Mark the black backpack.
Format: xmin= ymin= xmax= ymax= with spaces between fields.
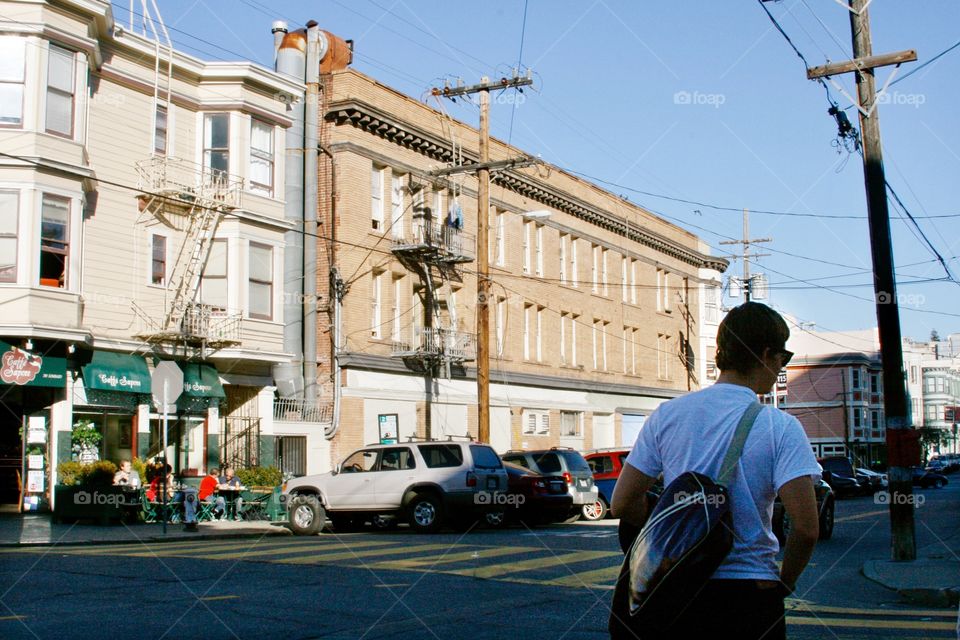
xmin=609 ymin=402 xmax=763 ymax=637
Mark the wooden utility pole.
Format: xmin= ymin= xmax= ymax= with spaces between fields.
xmin=807 ymin=0 xmax=918 ymax=560
xmin=719 ymin=209 xmax=770 ymax=302
xmin=431 ymin=74 xmax=533 ymax=444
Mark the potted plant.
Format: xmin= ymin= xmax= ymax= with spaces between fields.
xmin=53 ymin=460 xmax=126 ymax=525
xmin=71 ymin=420 xmax=102 ymax=463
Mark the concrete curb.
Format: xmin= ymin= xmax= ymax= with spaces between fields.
xmin=862 ymin=559 xmax=960 ymax=608
xmin=0 ymin=524 xmax=292 ymax=548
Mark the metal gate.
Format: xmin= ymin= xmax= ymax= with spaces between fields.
xmin=275 ymin=435 xmax=306 ymax=477
xmin=221 ymin=416 xmax=261 ymax=469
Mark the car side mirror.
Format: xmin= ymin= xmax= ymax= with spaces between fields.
xmin=333 ymin=463 xmax=341 ymax=475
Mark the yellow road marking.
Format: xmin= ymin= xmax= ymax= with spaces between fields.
xmin=368 ymin=546 xmax=533 ymax=570
xmin=198 ymin=539 xmax=396 ymax=560
xmin=199 ymin=595 xmax=239 ymax=602
xmin=0 ymin=615 xmax=26 ymax=621
xmin=787 ymin=616 xmax=955 ymax=631
xmin=835 ymin=509 xmax=887 ymax=522
xmin=446 ymin=550 xmax=619 ymax=579
xmin=274 ymin=543 xmax=455 ymax=565
xmin=789 ymin=602 xmax=959 ymax=618
xmin=543 ymin=564 xmax=622 ymax=587
xmin=125 ymin=540 xmax=301 ymax=558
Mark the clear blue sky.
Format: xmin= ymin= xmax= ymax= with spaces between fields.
xmin=113 ymin=0 xmax=960 ymax=344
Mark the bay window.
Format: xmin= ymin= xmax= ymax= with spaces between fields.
xmin=248 ymin=242 xmax=273 ymax=320
xmin=0 ymin=192 xmax=17 ymax=282
xmin=200 ymin=239 xmax=228 ymax=309
xmin=0 ymin=37 xmax=25 ymax=127
xmin=203 ymin=113 xmax=230 ymax=179
xmin=45 ymin=44 xmax=75 ymax=137
xmin=39 ymin=194 xmax=69 ymax=288
xmin=249 ymin=119 xmax=274 ymax=196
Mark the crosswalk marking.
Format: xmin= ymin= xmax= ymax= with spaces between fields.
xmin=445 ymin=550 xmax=619 ymax=579
xmin=367 ymin=546 xmax=533 ymax=570
xmin=789 ymin=602 xmax=958 ymax=618
xmin=786 ymin=616 xmax=955 ymax=631
xmin=274 ymin=543 xmax=455 ymax=565
xmin=543 ymin=564 xmax=622 ymax=587
xmin=199 ymin=539 xmax=396 ymax=561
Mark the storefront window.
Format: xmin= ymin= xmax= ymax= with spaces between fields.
xmin=73 ymin=412 xmax=134 ymax=464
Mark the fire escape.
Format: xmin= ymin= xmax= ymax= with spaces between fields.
xmin=389 ymin=182 xmax=476 ymax=377
xmin=133 ymin=156 xmax=244 ymax=355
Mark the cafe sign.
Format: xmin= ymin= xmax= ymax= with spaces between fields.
xmin=0 ymin=343 xmax=67 ymax=388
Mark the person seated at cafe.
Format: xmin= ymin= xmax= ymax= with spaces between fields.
xmin=113 ymin=460 xmax=141 ymax=488
xmin=218 ymin=466 xmax=244 ymax=520
xmin=199 ymin=467 xmax=226 ymax=520
xmin=146 ymin=464 xmax=198 ymax=526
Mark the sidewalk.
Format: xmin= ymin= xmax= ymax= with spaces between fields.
xmin=0 ymin=513 xmax=291 ymax=547
xmin=862 ymin=535 xmax=960 ymax=608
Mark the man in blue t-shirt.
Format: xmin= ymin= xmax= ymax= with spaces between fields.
xmin=611 ymin=302 xmax=820 ymax=639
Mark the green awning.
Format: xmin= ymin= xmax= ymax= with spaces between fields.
xmin=180 ymin=362 xmax=225 ymax=398
xmin=0 ymin=340 xmax=67 ymax=388
xmin=82 ymin=351 xmax=151 ymax=393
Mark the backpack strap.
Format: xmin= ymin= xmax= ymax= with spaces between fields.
xmin=716 ymin=402 xmax=763 ymax=488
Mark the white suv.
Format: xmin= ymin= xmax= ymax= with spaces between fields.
xmin=283 ymin=440 xmax=508 ymax=534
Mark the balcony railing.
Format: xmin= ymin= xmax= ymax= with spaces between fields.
xmin=136 ymin=155 xmax=243 ymax=210
xmin=390 ymin=219 xmax=474 ymax=263
xmin=391 ymin=327 xmax=475 ymax=361
xmin=273 ymin=397 xmax=332 ymax=424
xmin=181 ymin=303 xmax=243 ymax=344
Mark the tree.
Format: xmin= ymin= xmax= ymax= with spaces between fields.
xmin=930 ymin=329 xmax=940 ymax=342
xmin=917 ymin=425 xmax=949 ymax=459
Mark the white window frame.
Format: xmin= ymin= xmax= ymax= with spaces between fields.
xmin=391 ymin=174 xmax=404 ymax=240
xmin=149 ymin=232 xmax=167 ymax=286
xmin=249 ymin=118 xmax=275 ymax=196
xmin=495 ymin=296 xmax=505 ymax=357
xmin=601 ymin=320 xmax=608 ymax=371
xmin=570 ymin=237 xmax=578 ymax=288
xmin=371 ymin=271 xmax=383 ymax=338
xmin=391 ymin=275 xmax=403 ymax=342
xmin=535 ymin=306 xmax=543 ymax=362
xmin=154 ymin=101 xmax=169 ymax=154
xmin=559 ymin=233 xmax=567 ymax=284
xmin=371 ymin=165 xmax=385 ymax=230
xmin=200 ymin=238 xmax=228 ymax=310
xmin=560 ymin=313 xmax=567 ymax=364
xmin=591 ymin=245 xmax=600 ymax=293
xmin=0 ymin=36 xmax=26 ymax=128
xmin=570 ymin=314 xmax=578 ymax=367
xmin=0 ymin=191 xmax=19 ymax=283
xmin=39 ymin=193 xmax=70 ymax=289
xmin=45 ymin=44 xmax=75 ymax=138
xmin=495 ymin=209 xmax=505 ymax=266
xmin=592 ymin=319 xmax=599 ymax=370
xmin=522 ymin=220 xmax=532 ymax=274
xmin=523 ymin=409 xmax=550 ymax=435
xmin=535 ymin=224 xmax=544 ymax=277
xmin=248 ymin=242 xmax=274 ymax=320
xmin=601 ymin=248 xmax=609 ymax=296
xmin=621 ymin=256 xmax=628 ymax=302
xmin=202 ymin=112 xmax=230 ymax=180
xmin=630 ymin=259 xmax=638 ymax=305
xmin=560 ymin=410 xmax=581 ymax=437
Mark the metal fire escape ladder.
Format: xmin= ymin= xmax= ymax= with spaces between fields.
xmin=162 ymin=204 xmax=223 ymax=331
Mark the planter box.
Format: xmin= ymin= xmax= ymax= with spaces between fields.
xmin=53 ymin=485 xmax=127 ymax=525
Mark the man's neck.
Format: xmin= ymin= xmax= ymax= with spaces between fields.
xmin=716 ymin=370 xmax=765 ymax=394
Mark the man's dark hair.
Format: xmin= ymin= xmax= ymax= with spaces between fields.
xmin=715 ymin=302 xmax=790 ymax=374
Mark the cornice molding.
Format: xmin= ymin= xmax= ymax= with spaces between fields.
xmin=326 ymin=98 xmax=728 ymax=272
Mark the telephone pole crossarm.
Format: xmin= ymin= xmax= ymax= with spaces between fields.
xmin=806 ymin=49 xmax=917 ymax=80
xmin=429 ymin=156 xmax=537 ymax=178
xmin=432 ymin=74 xmax=533 ymax=99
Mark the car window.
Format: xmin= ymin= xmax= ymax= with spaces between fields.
xmin=618 ymin=453 xmax=628 ymax=468
xmin=533 ymin=452 xmax=561 ymax=474
xmin=560 ymin=451 xmax=591 ymax=472
xmin=418 ymin=444 xmax=464 ymax=468
xmin=378 ymin=447 xmax=415 ymax=471
xmin=821 ymin=458 xmax=854 ymax=476
xmin=588 ymin=456 xmax=612 ymax=474
xmin=502 ymin=454 xmax=528 ymax=469
xmin=469 ymin=445 xmax=503 ymax=469
xmin=340 ymin=450 xmax=379 ymax=473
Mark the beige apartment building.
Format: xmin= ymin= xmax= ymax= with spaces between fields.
xmin=309 ymin=53 xmax=728 ymax=464
xmin=0 ymin=0 xmax=310 ymax=510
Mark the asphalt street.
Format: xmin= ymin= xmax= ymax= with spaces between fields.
xmin=0 ymin=482 xmax=956 ymax=639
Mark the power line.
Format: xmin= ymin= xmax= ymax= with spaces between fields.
xmin=890 ymin=37 xmax=960 ymax=87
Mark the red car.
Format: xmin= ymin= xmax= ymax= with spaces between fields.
xmin=581 ymin=449 xmax=631 ymax=520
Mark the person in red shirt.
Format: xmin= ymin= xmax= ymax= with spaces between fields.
xmin=199 ymin=467 xmax=225 ymax=519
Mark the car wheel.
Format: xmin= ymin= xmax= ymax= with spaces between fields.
xmin=934 ymin=478 xmax=945 ymax=489
xmin=484 ymin=511 xmax=507 ymax=528
xmin=371 ymin=514 xmax=398 ymax=530
xmin=581 ymin=498 xmax=608 ymax=521
xmin=407 ymin=493 xmax=443 ymax=533
xmin=288 ymin=495 xmax=324 ymax=536
xmin=818 ymin=498 xmax=834 ymax=540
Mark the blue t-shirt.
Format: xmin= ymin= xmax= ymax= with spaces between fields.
xmin=625 ymin=383 xmax=821 ymax=580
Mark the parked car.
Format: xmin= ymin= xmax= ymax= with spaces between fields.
xmin=282 ymin=439 xmax=508 ymax=535
xmin=856 ymin=467 xmax=887 ymax=490
xmin=928 ymin=454 xmax=959 ymax=473
xmin=819 ymin=456 xmax=869 ymax=497
xmin=925 ymin=459 xmax=948 ymax=473
xmin=853 ymin=467 xmax=887 ymax=493
xmin=772 ymin=478 xmax=836 ymax=544
xmin=582 ymin=448 xmax=631 ymax=521
xmin=912 ymin=467 xmax=948 ymax=489
xmin=501 ymin=448 xmax=598 ymax=522
xmin=483 ymin=462 xmax=573 ymax=527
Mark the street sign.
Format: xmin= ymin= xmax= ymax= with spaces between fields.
xmin=151 ymin=361 xmax=183 ymax=412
